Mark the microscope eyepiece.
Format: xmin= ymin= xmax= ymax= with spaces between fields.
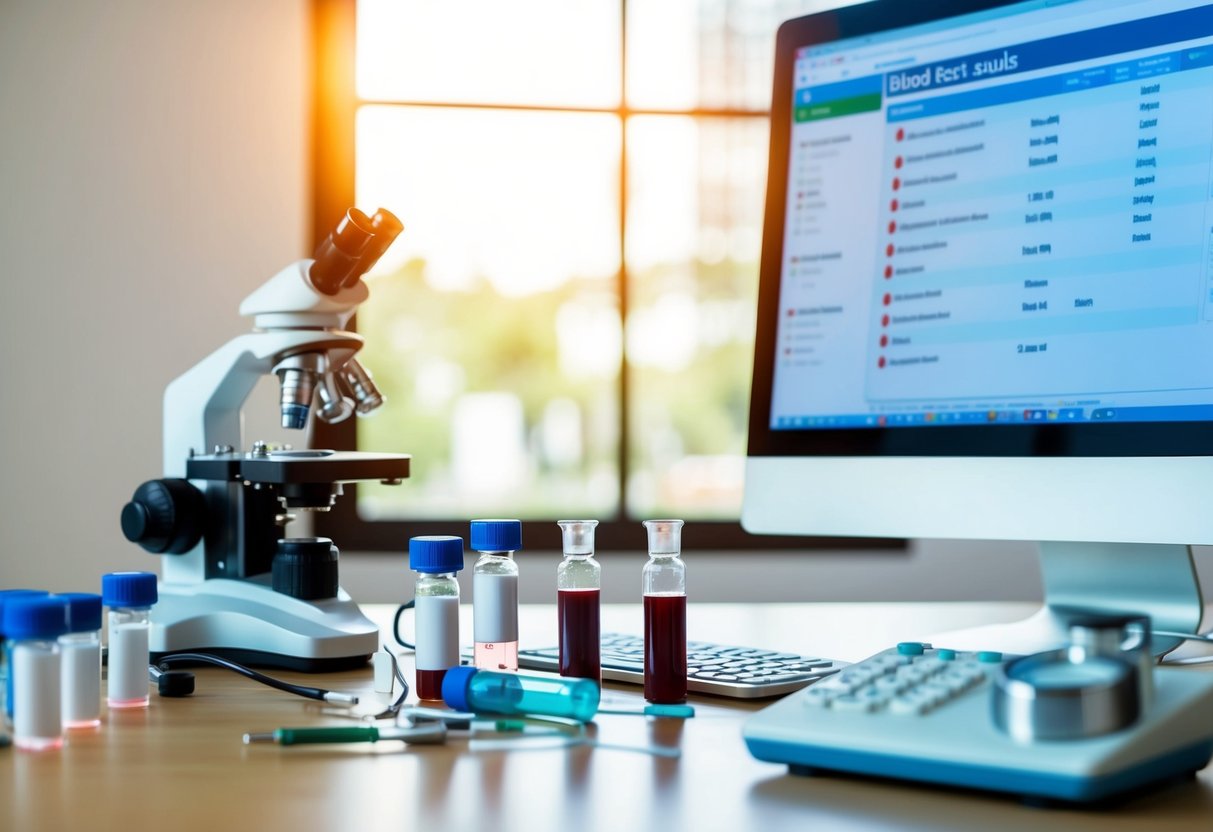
xmin=344 ymin=208 xmax=404 ymax=288
xmin=309 ymin=207 xmax=404 ymax=295
xmin=309 ymin=208 xmax=377 ymax=295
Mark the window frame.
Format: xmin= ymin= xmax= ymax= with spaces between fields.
xmin=310 ymin=0 xmax=901 ymax=551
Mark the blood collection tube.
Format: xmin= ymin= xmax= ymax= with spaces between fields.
xmin=0 ymin=590 xmax=49 ymax=727
xmin=101 ymin=572 xmax=158 ymax=709
xmin=409 ymin=535 xmax=465 ymax=701
xmin=556 ymin=520 xmax=601 ymax=684
xmin=4 ymin=596 xmax=70 ymax=751
xmin=441 ymin=665 xmax=600 ymax=722
xmin=642 ymin=519 xmax=687 ymax=704
xmin=58 ymin=593 xmax=102 ymax=729
xmin=471 ymin=519 xmax=521 ymax=672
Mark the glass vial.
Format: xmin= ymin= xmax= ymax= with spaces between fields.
xmin=471 ymin=519 xmax=522 ymax=671
xmin=0 ymin=590 xmax=50 ymax=728
xmin=4 ymin=596 xmax=70 ymax=751
xmin=408 ymin=535 xmax=465 ymax=701
xmin=442 ymin=665 xmax=600 ymax=723
xmin=642 ymin=519 xmax=687 ymax=704
xmin=101 ymin=572 xmax=158 ymax=709
xmin=556 ymin=520 xmax=601 ymax=684
xmin=58 ymin=593 xmax=103 ymax=729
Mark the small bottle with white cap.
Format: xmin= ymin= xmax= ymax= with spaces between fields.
xmin=642 ymin=519 xmax=687 ymax=704
xmin=101 ymin=572 xmax=158 ymax=709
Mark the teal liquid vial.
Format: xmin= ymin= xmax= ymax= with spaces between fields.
xmin=441 ymin=666 xmax=599 ymax=722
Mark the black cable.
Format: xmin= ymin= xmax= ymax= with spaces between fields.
xmin=393 ymin=601 xmax=415 ymax=650
xmin=156 ymin=652 xmax=356 ymax=704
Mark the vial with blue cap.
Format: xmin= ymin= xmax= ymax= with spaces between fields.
xmin=442 ymin=665 xmax=599 ymax=722
xmin=471 ymin=519 xmax=522 ymax=672
xmin=102 ymin=572 xmax=158 ymax=709
xmin=409 ymin=535 xmax=465 ymax=700
xmin=1 ymin=589 xmax=50 ymax=727
xmin=5 ymin=595 xmax=70 ymax=750
xmin=58 ymin=593 xmax=103 ymax=728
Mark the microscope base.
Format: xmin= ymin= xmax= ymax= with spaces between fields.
xmin=149 ymin=578 xmax=379 ymax=672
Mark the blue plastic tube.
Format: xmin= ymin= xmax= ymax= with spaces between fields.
xmin=442 ymin=666 xmax=599 ymax=722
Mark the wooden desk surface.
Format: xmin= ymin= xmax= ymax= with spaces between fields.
xmin=3 ymin=602 xmax=1211 ymax=831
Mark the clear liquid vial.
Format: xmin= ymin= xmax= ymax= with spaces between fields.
xmin=471 ymin=519 xmax=522 ymax=672
xmin=557 ymin=520 xmax=601 ymax=685
xmin=642 ymin=519 xmax=687 ymax=704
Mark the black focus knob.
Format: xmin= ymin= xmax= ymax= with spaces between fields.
xmin=121 ymin=479 xmax=207 ymax=554
xmin=272 ymin=537 xmax=339 ymax=600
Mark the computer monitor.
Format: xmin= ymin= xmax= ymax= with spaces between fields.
xmin=743 ymin=0 xmax=1213 ymax=653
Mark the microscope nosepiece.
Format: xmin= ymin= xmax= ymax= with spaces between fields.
xmin=340 ymin=358 xmax=385 ymax=415
xmin=281 ymin=404 xmax=310 ymax=430
xmin=277 ymin=367 xmax=317 ymax=430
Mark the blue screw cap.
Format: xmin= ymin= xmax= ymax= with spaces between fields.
xmin=102 ymin=572 xmax=158 ymax=608
xmin=441 ymin=665 xmax=479 ymax=712
xmin=897 ymin=642 xmax=925 ymax=656
xmin=409 ymin=536 xmax=465 ymax=573
xmin=470 ymin=519 xmax=522 ymax=552
xmin=3 ymin=596 xmax=70 ymax=640
xmin=0 ymin=590 xmax=49 ymax=637
xmin=59 ymin=593 xmax=103 ymax=632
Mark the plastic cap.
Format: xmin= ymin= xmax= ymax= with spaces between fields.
xmin=470 ymin=519 xmax=522 ymax=552
xmin=3 ymin=596 xmax=70 ymax=640
xmin=58 ymin=593 xmax=103 ymax=632
xmin=643 ymin=519 xmax=684 ymax=555
xmin=101 ymin=571 xmax=158 ymax=608
xmin=0 ymin=590 xmax=49 ymax=637
xmin=441 ymin=665 xmax=479 ymax=711
xmin=557 ymin=520 xmax=598 ymax=555
xmin=409 ymin=535 xmax=465 ymax=573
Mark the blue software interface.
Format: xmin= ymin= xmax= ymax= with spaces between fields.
xmin=770 ymin=0 xmax=1213 ymax=430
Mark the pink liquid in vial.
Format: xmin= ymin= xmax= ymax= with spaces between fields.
xmin=558 ymin=588 xmax=601 ymax=684
xmin=416 ymin=668 xmax=448 ymax=701
xmin=474 ymin=641 xmax=519 ymax=671
xmin=644 ymin=594 xmax=687 ymax=703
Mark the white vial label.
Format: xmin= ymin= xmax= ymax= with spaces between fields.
xmin=473 ymin=573 xmax=518 ymax=643
xmin=61 ymin=641 xmax=101 ymax=726
xmin=414 ymin=595 xmax=460 ymax=671
xmin=108 ymin=622 xmax=149 ymax=704
xmin=13 ymin=645 xmax=60 ymax=745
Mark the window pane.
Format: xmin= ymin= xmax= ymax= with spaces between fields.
xmin=627 ymin=0 xmax=847 ymax=110
xmin=354 ymin=106 xmax=622 ymax=519
xmin=358 ymin=0 xmax=621 ymax=108
xmin=625 ymin=115 xmax=768 ymax=519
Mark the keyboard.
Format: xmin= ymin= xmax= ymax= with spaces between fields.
xmin=518 ymin=633 xmax=848 ymax=699
xmin=744 ymin=642 xmax=1213 ymax=802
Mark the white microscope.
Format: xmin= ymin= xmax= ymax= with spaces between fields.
xmin=120 ymin=208 xmax=409 ymax=670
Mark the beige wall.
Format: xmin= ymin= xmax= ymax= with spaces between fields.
xmin=0 ymin=1 xmax=1208 ymax=609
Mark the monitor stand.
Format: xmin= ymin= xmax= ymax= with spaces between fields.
xmin=925 ymin=542 xmax=1204 ymax=657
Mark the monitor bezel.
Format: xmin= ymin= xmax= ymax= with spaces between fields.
xmin=749 ymin=0 xmax=1213 ymax=460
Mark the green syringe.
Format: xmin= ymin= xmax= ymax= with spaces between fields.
xmin=243 ymin=722 xmax=446 ymax=746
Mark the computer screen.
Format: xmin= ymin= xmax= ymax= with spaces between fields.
xmin=744 ymin=0 xmax=1213 ymax=551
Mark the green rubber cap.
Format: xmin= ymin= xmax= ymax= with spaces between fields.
xmin=897 ymin=642 xmax=925 ymax=656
